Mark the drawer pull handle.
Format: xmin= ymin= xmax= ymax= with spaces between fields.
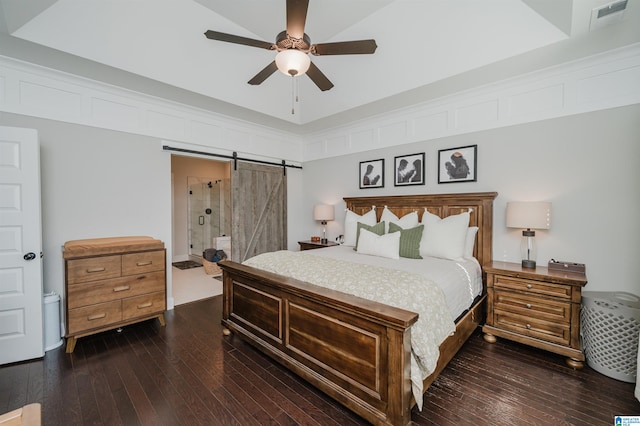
xmin=86 ymin=267 xmax=106 ymax=273
xmin=526 ymin=284 xmax=532 ymax=289
xmin=137 ymin=302 xmax=153 ymax=309
xmin=526 ymin=324 xmax=531 ymax=329
xmin=88 ymin=313 xmax=106 ymax=321
xmin=113 ymin=285 xmax=130 ymax=292
xmin=526 ymin=303 xmax=532 ymax=309
xmin=136 ymin=261 xmax=152 ymax=266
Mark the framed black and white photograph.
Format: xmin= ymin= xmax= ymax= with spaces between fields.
xmin=438 ymin=145 xmax=477 ymax=183
xmin=394 ymin=153 xmax=425 ymax=186
xmin=359 ymin=158 xmax=384 ymax=189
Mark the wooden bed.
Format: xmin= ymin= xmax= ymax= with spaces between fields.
xmin=219 ymin=192 xmax=497 ymax=426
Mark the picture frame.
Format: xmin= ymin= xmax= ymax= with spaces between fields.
xmin=438 ymin=145 xmax=477 ymax=184
xmin=359 ymin=158 xmax=384 ymax=189
xmin=394 ymin=153 xmax=425 ymax=186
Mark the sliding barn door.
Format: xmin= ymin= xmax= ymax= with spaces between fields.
xmin=231 ymin=162 xmax=287 ymax=262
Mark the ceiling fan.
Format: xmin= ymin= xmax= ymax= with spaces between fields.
xmin=204 ymin=0 xmax=377 ymax=91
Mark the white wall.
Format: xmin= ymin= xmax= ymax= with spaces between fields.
xmin=0 ymin=112 xmax=174 ymax=309
xmin=298 ymin=105 xmax=640 ymax=294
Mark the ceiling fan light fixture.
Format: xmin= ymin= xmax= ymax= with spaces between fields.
xmin=275 ymin=49 xmax=310 ymax=76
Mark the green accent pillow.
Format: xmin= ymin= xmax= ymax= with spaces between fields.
xmin=354 ymin=221 xmax=385 ymax=251
xmin=389 ymin=222 xmax=424 ymax=259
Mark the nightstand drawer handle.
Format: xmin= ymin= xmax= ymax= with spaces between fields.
xmin=86 ymin=267 xmax=106 ymax=273
xmin=113 ymin=285 xmax=130 ymax=292
xmin=136 ymin=261 xmax=152 ymax=266
xmin=526 ymin=303 xmax=532 ymax=309
xmin=526 ymin=284 xmax=533 ymax=289
xmin=526 ymin=324 xmax=531 ymax=329
xmin=137 ymin=302 xmax=153 ymax=309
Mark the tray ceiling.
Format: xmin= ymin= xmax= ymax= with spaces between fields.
xmin=0 ymin=0 xmax=637 ymax=131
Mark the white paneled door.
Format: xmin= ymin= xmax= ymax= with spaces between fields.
xmin=0 ymin=126 xmax=44 ymax=365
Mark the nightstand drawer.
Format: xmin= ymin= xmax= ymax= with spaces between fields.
xmin=494 ymin=311 xmax=570 ymax=346
xmin=494 ymin=275 xmax=572 ymax=300
xmin=494 ymin=290 xmax=571 ymax=323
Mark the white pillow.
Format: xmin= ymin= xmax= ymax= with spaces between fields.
xmin=464 ymin=226 xmax=478 ymax=258
xmin=344 ymin=208 xmax=376 ymax=246
xmin=380 ymin=206 xmax=419 ymax=233
xmin=356 ymin=228 xmax=400 ymax=259
xmin=420 ymin=210 xmax=470 ymax=260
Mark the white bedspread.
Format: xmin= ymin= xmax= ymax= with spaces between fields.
xmin=308 ymin=245 xmax=483 ymax=320
xmin=243 ymin=250 xmax=457 ymax=409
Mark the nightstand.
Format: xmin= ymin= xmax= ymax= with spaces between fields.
xmin=482 ymin=261 xmax=587 ymax=369
xmin=298 ymin=240 xmax=339 ymax=251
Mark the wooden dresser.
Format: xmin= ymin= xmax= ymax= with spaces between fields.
xmin=63 ymin=236 xmax=166 ymax=353
xmin=482 ymin=261 xmax=587 ymax=368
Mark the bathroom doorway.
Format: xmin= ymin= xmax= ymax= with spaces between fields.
xmin=170 ymin=155 xmax=231 ymax=305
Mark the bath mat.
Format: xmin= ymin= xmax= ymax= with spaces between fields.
xmin=172 ymin=260 xmax=203 ymax=270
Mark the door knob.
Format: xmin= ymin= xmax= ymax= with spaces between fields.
xmin=23 ymin=252 xmax=36 ymax=261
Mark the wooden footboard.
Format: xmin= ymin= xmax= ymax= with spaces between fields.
xmin=220 ymin=260 xmax=419 ymax=426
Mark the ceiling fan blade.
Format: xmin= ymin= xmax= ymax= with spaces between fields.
xmin=286 ymin=0 xmax=309 ymax=40
xmin=204 ymin=30 xmax=275 ymax=50
xmin=248 ymin=61 xmax=278 ymax=85
xmin=312 ymin=39 xmax=377 ymax=56
xmin=306 ymin=62 xmax=334 ymax=91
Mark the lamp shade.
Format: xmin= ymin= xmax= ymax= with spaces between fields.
xmin=313 ymin=204 xmax=334 ymax=221
xmin=506 ymin=201 xmax=551 ymax=230
xmin=275 ymin=49 xmax=311 ymax=76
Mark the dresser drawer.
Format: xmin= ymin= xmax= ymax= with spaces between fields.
xmin=122 ymin=250 xmax=164 ymax=276
xmin=67 ymin=300 xmax=122 ymax=334
xmin=122 ymin=291 xmax=165 ymax=321
xmin=494 ymin=290 xmax=571 ymax=324
xmin=67 ymin=271 xmax=166 ymax=309
xmin=494 ymin=275 xmax=571 ymax=300
xmin=67 ymin=255 xmax=121 ymax=284
xmin=494 ymin=311 xmax=570 ymax=346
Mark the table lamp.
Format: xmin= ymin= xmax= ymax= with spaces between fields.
xmin=506 ymin=201 xmax=551 ymax=268
xmin=313 ymin=204 xmax=334 ymax=244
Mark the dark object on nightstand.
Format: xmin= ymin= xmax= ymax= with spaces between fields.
xmin=482 ymin=261 xmax=587 ymax=369
xmin=548 ymin=259 xmax=586 ymax=274
xmin=298 ymin=240 xmax=339 ymax=251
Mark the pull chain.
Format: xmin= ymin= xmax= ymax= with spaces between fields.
xmin=291 ymin=75 xmax=301 ymax=115
xmin=291 ymin=75 xmax=295 ymax=114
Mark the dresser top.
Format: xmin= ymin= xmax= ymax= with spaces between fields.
xmin=63 ymin=236 xmax=164 ymax=258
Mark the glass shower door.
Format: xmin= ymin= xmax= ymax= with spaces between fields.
xmin=188 ymin=177 xmax=221 ymax=258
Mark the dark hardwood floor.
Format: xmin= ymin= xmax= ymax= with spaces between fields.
xmin=1 ymin=296 xmax=638 ymax=425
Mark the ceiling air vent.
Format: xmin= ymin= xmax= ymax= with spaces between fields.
xmin=590 ymin=0 xmax=628 ymax=31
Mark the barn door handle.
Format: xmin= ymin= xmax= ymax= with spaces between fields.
xmin=23 ymin=252 xmax=36 ymax=261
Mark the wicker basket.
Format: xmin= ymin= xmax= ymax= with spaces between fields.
xmin=202 ymin=258 xmax=221 ymax=275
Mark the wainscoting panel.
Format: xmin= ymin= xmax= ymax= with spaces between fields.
xmin=303 ymin=43 xmax=640 ymax=161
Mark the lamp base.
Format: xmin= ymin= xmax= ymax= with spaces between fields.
xmin=320 ymin=238 xmax=328 ymax=244
xmin=521 ymin=259 xmax=536 ymax=269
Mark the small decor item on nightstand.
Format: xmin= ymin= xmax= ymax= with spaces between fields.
xmin=310 ymin=236 xmax=321 ymax=242
xmin=548 ymin=259 xmax=586 ymax=274
xmin=506 ymin=201 xmax=551 ymax=268
xmin=313 ymin=204 xmax=334 ymax=244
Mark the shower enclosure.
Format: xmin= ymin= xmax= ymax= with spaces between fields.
xmin=187 ymin=177 xmax=230 ymax=260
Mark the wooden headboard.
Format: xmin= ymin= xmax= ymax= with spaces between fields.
xmin=343 ymin=192 xmax=498 ymax=268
